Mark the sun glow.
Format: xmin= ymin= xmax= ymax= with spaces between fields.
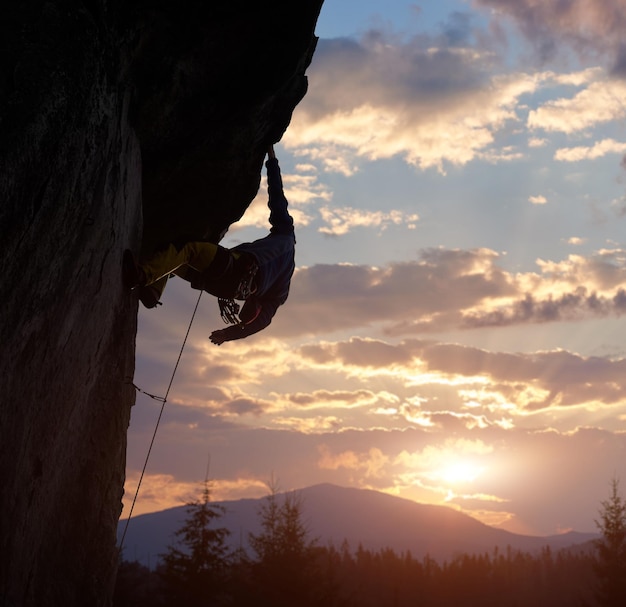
xmin=440 ymin=460 xmax=484 ymax=484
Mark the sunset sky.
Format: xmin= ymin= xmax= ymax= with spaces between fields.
xmin=125 ymin=0 xmax=626 ymax=537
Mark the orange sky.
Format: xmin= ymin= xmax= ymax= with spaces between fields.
xmin=124 ymin=0 xmax=626 ymax=537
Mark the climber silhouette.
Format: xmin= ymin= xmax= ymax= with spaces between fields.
xmin=123 ymin=145 xmax=295 ymax=345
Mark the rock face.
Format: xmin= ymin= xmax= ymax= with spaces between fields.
xmin=0 ymin=2 xmax=322 ymax=606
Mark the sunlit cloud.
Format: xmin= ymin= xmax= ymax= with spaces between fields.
xmin=280 ymin=388 xmax=398 ymax=410
xmin=528 ymin=194 xmax=547 ymax=204
xmin=122 ymin=473 xmax=198 ymax=517
xmin=286 ymin=25 xmax=625 ymax=174
xmin=555 ymin=138 xmax=626 ymax=162
xmin=277 ymin=248 xmax=516 ymax=337
xmin=318 ymin=444 xmax=389 ymax=478
xmin=141 ymin=247 xmax=626 ymax=429
xmin=535 ymin=249 xmax=626 ymax=288
xmin=528 ymin=79 xmax=626 ymax=134
xmin=478 ymin=146 xmax=525 ymax=164
xmin=272 ymin=247 xmax=626 ymax=339
xmin=317 ymin=444 xmax=361 ymax=470
xmin=195 ymin=339 xmax=296 ymax=386
xmin=285 ymin=34 xmax=545 ymax=173
xmin=445 ymin=492 xmax=514 ymax=527
xmin=273 ymin=415 xmax=345 ymax=433
xmin=395 ymin=439 xmax=493 ymax=488
xmin=233 ymin=171 xmax=331 ymax=230
xmin=209 ymin=477 xmax=270 ymax=501
xmin=222 ymin=396 xmax=273 ymax=417
xmin=121 ymin=474 xmax=273 ymax=518
xmin=318 ymin=206 xmax=419 ymax=235
xmin=296 ymin=336 xmax=626 ymax=414
xmin=293 ymin=144 xmax=360 ymax=176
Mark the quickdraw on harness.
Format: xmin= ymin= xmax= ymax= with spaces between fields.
xmin=218 ymin=298 xmax=241 ymax=324
xmin=218 ymin=258 xmax=259 ymax=325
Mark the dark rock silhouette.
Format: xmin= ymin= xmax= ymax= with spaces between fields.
xmin=0 ymin=1 xmax=322 ymax=606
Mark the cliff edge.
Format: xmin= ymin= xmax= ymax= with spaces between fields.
xmin=0 ymin=1 xmax=322 ymax=605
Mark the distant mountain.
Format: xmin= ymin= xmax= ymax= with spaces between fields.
xmin=118 ymin=483 xmax=598 ymax=568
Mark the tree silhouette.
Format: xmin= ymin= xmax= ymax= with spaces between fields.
xmin=246 ymin=482 xmax=323 ymax=607
xmin=594 ymin=477 xmax=626 ymax=607
xmin=159 ymin=478 xmax=231 ymax=606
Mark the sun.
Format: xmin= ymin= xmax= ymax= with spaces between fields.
xmin=440 ymin=460 xmax=483 ymax=484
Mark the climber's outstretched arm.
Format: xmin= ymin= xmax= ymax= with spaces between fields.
xmin=265 ymin=150 xmax=293 ymax=235
xmin=209 ymin=298 xmax=280 ymax=345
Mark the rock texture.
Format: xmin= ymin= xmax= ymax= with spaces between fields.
xmin=0 ymin=1 xmax=322 ymax=606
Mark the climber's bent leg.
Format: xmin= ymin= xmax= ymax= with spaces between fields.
xmin=140 ymin=242 xmax=220 ymax=286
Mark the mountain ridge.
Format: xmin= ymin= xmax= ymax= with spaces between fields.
xmin=119 ymin=483 xmax=598 ymax=567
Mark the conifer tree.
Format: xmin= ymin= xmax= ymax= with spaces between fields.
xmin=594 ymin=477 xmax=626 ymax=607
xmin=159 ymin=478 xmax=231 ymax=606
xmin=247 ymin=483 xmax=322 ymax=607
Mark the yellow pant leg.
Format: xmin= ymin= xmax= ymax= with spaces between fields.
xmin=141 ymin=242 xmax=219 ymax=286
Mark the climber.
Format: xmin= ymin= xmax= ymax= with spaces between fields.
xmin=123 ymin=145 xmax=295 ymax=345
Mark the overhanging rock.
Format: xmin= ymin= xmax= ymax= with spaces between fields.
xmin=0 ymin=1 xmax=322 ymax=605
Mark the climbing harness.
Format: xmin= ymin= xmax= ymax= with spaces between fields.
xmin=235 ymin=258 xmax=259 ymax=300
xmin=217 ymin=258 xmax=259 ymax=325
xmin=118 ymin=289 xmax=203 ymax=553
xmin=218 ymin=297 xmax=241 ymax=324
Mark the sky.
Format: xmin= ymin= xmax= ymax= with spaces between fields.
xmin=124 ymin=0 xmax=626 ymax=537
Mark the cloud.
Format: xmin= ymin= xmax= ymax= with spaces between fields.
xmin=297 ymin=335 xmax=626 ymax=413
xmin=294 ymin=145 xmax=360 ymax=176
xmin=223 ymin=397 xmax=272 ymax=417
xmin=555 ymin=138 xmax=626 ymax=162
xmin=536 ymin=249 xmax=626 ymax=289
xmin=281 ymin=24 xmax=626 ymax=175
xmin=272 ymin=247 xmax=626 ymax=338
xmin=317 ymin=444 xmax=389 ymax=478
xmin=462 ymin=288 xmax=626 ymax=330
xmin=122 ymin=473 xmax=275 ymax=517
xmin=318 ymin=206 xmax=419 ymax=235
xmin=233 ymin=170 xmax=331 ymax=230
xmin=282 ymin=388 xmax=395 ymax=409
xmin=423 ymin=343 xmax=626 ymax=409
xmin=299 ymin=337 xmax=419 ymax=369
xmin=285 ymin=35 xmax=542 ymax=173
xmin=126 ymin=383 xmax=626 ymax=534
xmin=528 ymin=194 xmax=547 ymax=204
xmin=528 ymin=79 xmax=626 ymax=134
xmin=474 ymin=0 xmax=626 ymax=72
xmin=274 ymin=247 xmax=515 ymax=337
xmin=285 ymin=27 xmax=624 ymax=175
xmin=122 ymin=473 xmax=199 ymax=516
xmin=233 ymin=167 xmax=422 ymax=237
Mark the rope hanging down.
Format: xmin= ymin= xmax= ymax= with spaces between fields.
xmin=118 ymin=290 xmax=203 ymax=552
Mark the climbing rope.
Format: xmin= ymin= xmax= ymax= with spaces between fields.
xmin=118 ymin=289 xmax=203 ymax=553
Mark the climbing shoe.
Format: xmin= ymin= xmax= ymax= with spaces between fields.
xmin=122 ymin=249 xmax=145 ymax=289
xmin=138 ymin=285 xmax=162 ymax=308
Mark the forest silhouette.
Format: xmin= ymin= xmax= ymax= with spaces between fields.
xmin=114 ymin=480 xmax=626 ymax=607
